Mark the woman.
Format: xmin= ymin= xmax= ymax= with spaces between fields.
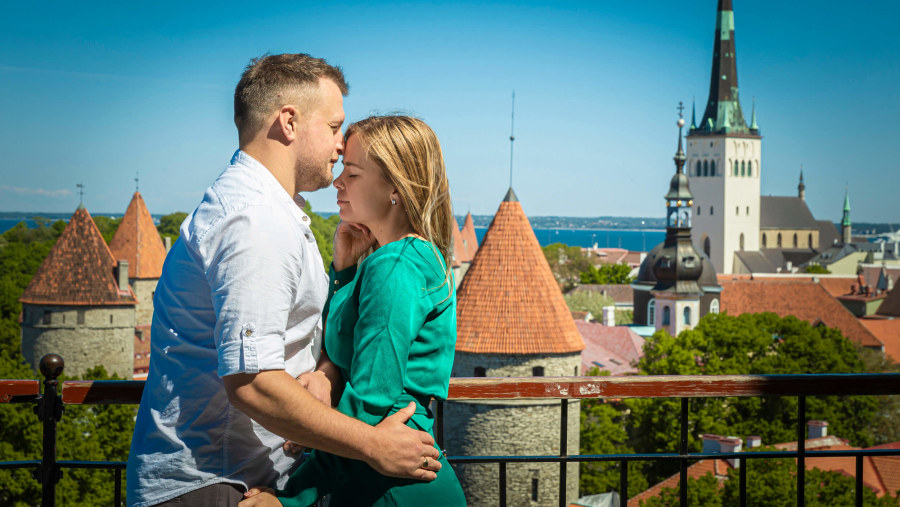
xmin=241 ymin=115 xmax=466 ymax=506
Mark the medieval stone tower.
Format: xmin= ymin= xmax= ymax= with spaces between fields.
xmin=19 ymin=206 xmax=137 ymax=378
xmin=687 ymin=0 xmax=762 ymax=274
xmin=445 ymin=188 xmax=583 ymax=506
xmin=109 ymin=191 xmax=167 ymax=326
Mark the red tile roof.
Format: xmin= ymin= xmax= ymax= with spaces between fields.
xmin=576 ymin=320 xmax=644 ymax=375
xmin=451 ymin=223 xmax=464 ymax=268
xmin=20 ymin=207 xmax=136 ymax=306
xmin=877 ymin=287 xmax=900 ymax=317
xmin=109 ymin=192 xmax=167 ymax=279
xmin=456 ymin=194 xmax=584 ymax=354
xmin=860 ymin=317 xmax=900 ymax=364
xmin=460 ymin=212 xmax=479 ymax=262
xmin=719 ymin=280 xmax=883 ymax=348
xmin=628 ymin=459 xmax=730 ymax=506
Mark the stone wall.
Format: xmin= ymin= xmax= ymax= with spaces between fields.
xmin=21 ymin=304 xmax=135 ymax=378
xmin=131 ymin=278 xmax=158 ymax=326
xmin=446 ymin=352 xmax=580 ymax=506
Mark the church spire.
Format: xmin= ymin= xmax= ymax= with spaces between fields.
xmin=690 ymin=97 xmax=697 ymax=130
xmin=842 ymin=188 xmax=852 ymax=244
xmin=696 ymin=0 xmax=752 ymax=135
xmin=798 ymin=168 xmax=806 ymax=201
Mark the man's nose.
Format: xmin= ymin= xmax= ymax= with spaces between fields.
xmin=336 ymin=132 xmax=345 ymax=154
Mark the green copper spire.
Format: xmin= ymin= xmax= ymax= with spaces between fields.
xmin=690 ymin=97 xmax=697 ymax=130
xmin=749 ymin=98 xmax=759 ymax=132
xmin=842 ymin=188 xmax=851 ymax=226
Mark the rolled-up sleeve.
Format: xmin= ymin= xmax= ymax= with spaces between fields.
xmin=201 ymin=203 xmax=302 ymax=377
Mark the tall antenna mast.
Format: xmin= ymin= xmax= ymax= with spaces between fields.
xmin=509 ymin=91 xmax=515 ymax=189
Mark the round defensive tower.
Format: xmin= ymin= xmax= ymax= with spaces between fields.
xmin=445 ymin=188 xmax=583 ymax=506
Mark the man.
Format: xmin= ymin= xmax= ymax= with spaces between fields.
xmin=127 ymin=54 xmax=441 ymax=507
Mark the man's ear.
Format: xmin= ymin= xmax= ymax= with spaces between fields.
xmin=278 ymin=105 xmax=300 ymax=142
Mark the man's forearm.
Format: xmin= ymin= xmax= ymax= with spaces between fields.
xmin=224 ymin=370 xmax=373 ymax=461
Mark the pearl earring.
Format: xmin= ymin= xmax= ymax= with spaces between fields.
xmin=391 ymin=199 xmax=397 ymax=205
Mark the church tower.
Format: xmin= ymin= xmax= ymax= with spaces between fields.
xmin=841 ymin=189 xmax=852 ymax=244
xmin=686 ymin=0 xmax=762 ymax=274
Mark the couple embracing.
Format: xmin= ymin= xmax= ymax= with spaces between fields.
xmin=126 ymin=53 xmax=466 ymax=507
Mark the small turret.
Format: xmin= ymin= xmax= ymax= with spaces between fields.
xmin=798 ymin=170 xmax=806 ymax=201
xmin=842 ymin=188 xmax=852 ymax=245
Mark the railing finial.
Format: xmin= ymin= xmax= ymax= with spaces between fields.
xmin=39 ymin=354 xmax=64 ymax=380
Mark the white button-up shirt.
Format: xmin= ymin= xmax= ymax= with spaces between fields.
xmin=126 ymin=150 xmax=328 ymax=507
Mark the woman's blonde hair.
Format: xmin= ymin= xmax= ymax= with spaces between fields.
xmin=344 ymin=115 xmax=454 ymax=292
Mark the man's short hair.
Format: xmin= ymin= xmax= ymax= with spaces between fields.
xmin=234 ymin=53 xmax=349 ymax=140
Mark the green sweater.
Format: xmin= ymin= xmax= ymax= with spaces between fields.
xmin=276 ymin=237 xmax=460 ymax=506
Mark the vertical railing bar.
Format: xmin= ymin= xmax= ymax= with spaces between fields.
xmin=855 ymin=455 xmax=863 ymax=507
xmin=499 ymin=462 xmax=507 ymax=507
xmin=37 ymin=356 xmax=64 ymax=507
xmin=619 ymin=460 xmax=628 ymax=507
xmin=115 ymin=468 xmax=123 ymax=506
xmin=559 ymin=399 xmax=567 ymax=507
xmin=679 ymin=397 xmax=688 ymax=507
xmin=739 ymin=457 xmax=746 ymax=507
xmin=436 ymin=399 xmax=444 ymax=450
xmin=797 ymin=396 xmax=806 ymax=507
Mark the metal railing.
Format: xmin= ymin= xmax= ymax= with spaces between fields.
xmin=2 ymin=354 xmax=900 ymax=506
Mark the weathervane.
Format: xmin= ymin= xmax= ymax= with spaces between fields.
xmin=135 ymin=172 xmax=139 ymax=193
xmin=509 ymin=91 xmax=516 ymax=189
xmin=677 ymin=101 xmax=685 ymax=119
xmin=76 ymin=183 xmax=84 ymax=206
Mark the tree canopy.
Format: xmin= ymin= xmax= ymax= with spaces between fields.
xmin=579 ymin=263 xmax=635 ymax=285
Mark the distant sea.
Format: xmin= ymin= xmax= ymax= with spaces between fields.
xmin=476 ymin=227 xmax=665 ymax=251
xmin=1 ymin=218 xmax=665 ymax=252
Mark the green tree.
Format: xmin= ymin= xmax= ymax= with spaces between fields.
xmin=804 ymin=264 xmax=831 ymax=274
xmin=542 ymin=243 xmax=591 ymax=291
xmin=156 ymin=211 xmax=188 ymax=244
xmin=579 ymin=263 xmax=635 ymax=285
xmin=628 ymin=312 xmax=880 ymax=484
xmin=580 ymin=369 xmax=649 ymax=497
xmin=91 ymin=215 xmax=122 ymax=244
xmin=563 ymin=291 xmax=614 ymax=320
xmin=304 ymin=204 xmax=340 ymax=268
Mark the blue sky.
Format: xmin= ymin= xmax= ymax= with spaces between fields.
xmin=1 ymin=1 xmax=898 ymax=224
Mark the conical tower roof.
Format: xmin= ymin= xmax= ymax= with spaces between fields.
xmin=109 ymin=191 xmax=167 ymax=279
xmin=20 ymin=207 xmax=136 ymax=306
xmin=460 ymin=212 xmax=479 ymax=261
xmin=451 ymin=219 xmax=465 ymax=268
xmin=455 ymin=189 xmax=584 ymax=354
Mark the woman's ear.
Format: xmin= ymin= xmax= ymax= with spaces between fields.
xmin=390 ymin=189 xmax=401 ymax=207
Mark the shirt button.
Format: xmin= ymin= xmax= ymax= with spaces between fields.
xmin=302 ymin=216 xmax=309 ymax=222
xmin=245 ymin=329 xmax=253 ymax=337
xmin=334 ymin=280 xmax=340 ymax=285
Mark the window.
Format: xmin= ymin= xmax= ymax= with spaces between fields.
xmin=793 ymin=234 xmax=798 ymax=248
xmin=734 ymin=160 xmax=739 ymax=176
xmin=809 ymin=233 xmax=813 ymax=248
xmin=684 ymin=306 xmax=692 ymax=326
xmin=710 ymin=206 xmax=714 ymax=215
xmin=662 ymin=306 xmax=671 ymax=326
xmin=777 ymin=233 xmax=783 ymax=247
xmin=474 ymin=367 xmax=486 ymax=377
xmin=532 ymin=366 xmax=545 ymax=377
xmin=697 ymin=206 xmax=701 ymax=215
xmin=710 ymin=299 xmax=720 ymax=314
xmin=747 ymin=163 xmax=752 ymax=177
xmin=43 ymin=312 xmax=51 ymax=325
xmin=736 ymin=207 xmax=739 ymax=216
xmin=711 ymin=160 xmax=716 ymax=176
xmin=704 ymin=236 xmax=711 ymax=257
xmin=740 ymin=233 xmax=745 ymax=251
xmin=703 ymin=160 xmax=709 ymax=176
xmin=648 ymin=300 xmax=656 ymax=326
xmin=532 ymin=478 xmax=539 ymax=501
xmin=62 ymin=314 xmax=66 ymax=324
xmin=741 ymin=161 xmax=746 ymax=176
xmin=77 ymin=310 xmax=85 ymax=325
xmin=746 ymin=206 xmax=750 ymax=215
xmin=762 ymin=234 xmax=767 ymax=248
xmin=696 ymin=160 xmax=702 ymax=176
xmin=110 ymin=315 xmax=114 ymax=324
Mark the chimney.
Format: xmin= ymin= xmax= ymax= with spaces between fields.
xmin=701 ymin=434 xmax=722 ymax=454
xmin=746 ymin=436 xmax=761 ymax=448
xmin=808 ymin=420 xmax=828 ymax=439
xmin=116 ymin=260 xmax=129 ymax=292
xmin=720 ymin=437 xmax=743 ymax=468
xmin=785 ymin=261 xmax=793 ymax=272
xmin=164 ymin=236 xmax=172 ymax=252
xmin=602 ymin=306 xmax=616 ymax=327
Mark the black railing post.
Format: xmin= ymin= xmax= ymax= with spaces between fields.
xmin=619 ymin=460 xmax=628 ymax=507
xmin=499 ymin=461 xmax=507 ymax=507
xmin=115 ymin=468 xmax=123 ymax=506
xmin=679 ymin=398 xmax=688 ymax=507
xmin=436 ymin=400 xmax=444 ymax=450
xmin=559 ymin=399 xmax=567 ymax=507
xmin=739 ymin=457 xmax=746 ymax=507
xmin=797 ymin=396 xmax=806 ymax=507
xmin=855 ymin=455 xmax=863 ymax=507
xmin=35 ymin=354 xmax=64 ymax=507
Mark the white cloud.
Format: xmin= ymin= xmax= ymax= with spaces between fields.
xmin=0 ymin=185 xmax=73 ymax=198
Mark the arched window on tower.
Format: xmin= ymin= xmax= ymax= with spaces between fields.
xmin=704 ymin=236 xmax=711 ymax=258
xmin=793 ymin=234 xmax=798 ymax=248
xmin=741 ymin=161 xmax=746 ymax=177
xmin=532 ymin=366 xmax=545 ymax=377
xmin=734 ymin=160 xmax=739 ymax=176
xmin=777 ymin=233 xmax=783 ymax=247
xmin=762 ymin=234 xmax=767 ymax=248
xmin=662 ymin=306 xmax=671 ymax=326
xmin=474 ymin=367 xmax=486 ymax=377
xmin=747 ymin=163 xmax=752 ymax=177
xmin=809 ymin=233 xmax=813 ymax=248
xmin=746 ymin=206 xmax=750 ymax=215
xmin=648 ymin=300 xmax=656 ymax=326
xmin=697 ymin=206 xmax=701 ymax=215
xmin=703 ymin=160 xmax=709 ymax=177
xmin=696 ymin=160 xmax=702 ymax=177
xmin=684 ymin=306 xmax=692 ymax=326
xmin=710 ymin=206 xmax=714 ymax=215
xmin=711 ymin=160 xmax=716 ymax=176
xmin=740 ymin=233 xmax=745 ymax=251
xmin=710 ymin=299 xmax=720 ymax=314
